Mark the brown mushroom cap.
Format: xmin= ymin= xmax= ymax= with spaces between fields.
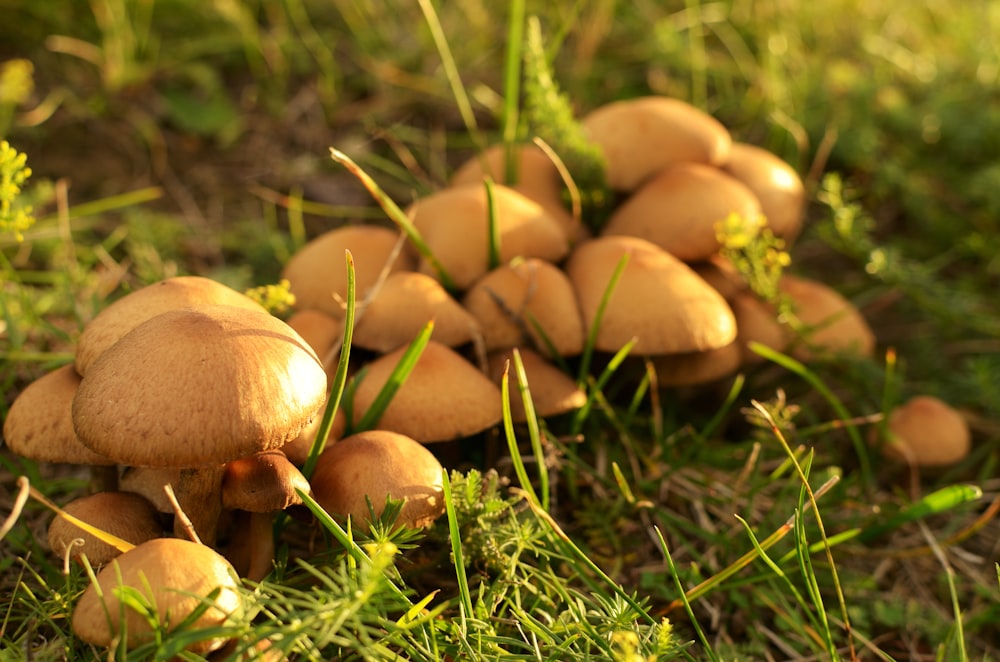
xmin=47 ymin=491 xmax=162 ymax=567
xmin=282 ymin=403 xmax=348 ymax=466
xmin=351 ymin=340 xmax=503 ymax=443
xmin=281 ymin=225 xmax=415 ymax=319
xmin=648 ymin=342 xmax=743 ymax=388
xmin=75 ymin=276 xmax=267 ymax=375
xmin=462 ymin=258 xmax=585 ymax=358
xmin=353 ymin=271 xmax=481 ymax=352
xmin=286 ymin=308 xmax=343 ymax=358
xmin=779 ymin=274 xmax=876 ymax=360
xmin=71 ymin=538 xmax=242 ymax=654
xmin=3 ymin=364 xmax=115 ymax=466
xmin=722 ymin=142 xmax=806 ymax=243
xmin=487 ymin=348 xmax=586 ymax=422
xmin=450 ymin=143 xmax=584 ymax=243
xmin=581 ymin=96 xmax=732 ymax=191
xmin=564 ymin=236 xmax=737 ymax=355
xmin=406 ymin=183 xmax=570 ymax=290
xmin=72 ymin=305 xmax=328 ymax=468
xmin=880 ymin=395 xmax=971 ymax=467
xmin=309 ymin=429 xmax=445 ymax=529
xmin=602 ymin=162 xmax=762 ymax=263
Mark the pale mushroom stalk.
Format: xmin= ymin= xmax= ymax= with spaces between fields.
xmin=174 ymin=466 xmax=227 ymax=546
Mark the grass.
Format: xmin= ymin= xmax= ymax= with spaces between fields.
xmin=2 ymin=0 xmax=1000 ymax=659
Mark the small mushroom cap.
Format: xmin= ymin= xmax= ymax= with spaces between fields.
xmin=71 ymin=538 xmax=242 ymax=654
xmin=310 ymin=429 xmax=445 ymax=529
xmin=581 ymin=96 xmax=732 ymax=191
xmin=880 ymin=395 xmax=971 ymax=467
xmin=222 ymin=450 xmax=310 ymax=512
xmin=75 ymin=276 xmax=267 ymax=375
xmin=450 ymin=143 xmax=585 ymax=243
xmin=406 ymin=183 xmax=570 ymax=290
xmin=690 ymin=255 xmax=749 ymax=302
xmin=779 ymin=274 xmax=876 ymax=360
xmin=3 ymin=364 xmax=115 ymax=466
xmin=565 ymin=236 xmax=737 ymax=355
xmin=487 ymin=348 xmax=586 ymax=422
xmin=462 ymin=258 xmax=585 ymax=358
xmin=281 ymin=225 xmax=415 ymax=318
xmin=602 ymin=162 xmax=762 ymax=263
xmin=722 ymin=142 xmax=806 ymax=243
xmin=72 ymin=305 xmax=328 ymax=467
xmin=353 ymin=271 xmax=481 ymax=352
xmin=47 ymin=491 xmax=162 ymax=567
xmin=351 ymin=340 xmax=503 ymax=443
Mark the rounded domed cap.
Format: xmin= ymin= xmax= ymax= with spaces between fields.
xmin=602 ymin=162 xmax=762 ymax=263
xmin=3 ymin=364 xmax=115 ymax=465
xmin=72 ymin=305 xmax=328 ymax=467
xmin=310 ymin=429 xmax=445 ymax=529
xmin=407 ymin=183 xmax=570 ymax=290
xmin=75 ymin=276 xmax=267 ymax=375
xmin=281 ymin=225 xmax=416 ymax=318
xmin=722 ymin=142 xmax=805 ymax=243
xmin=47 ymin=491 xmax=162 ymax=567
xmin=351 ymin=340 xmax=502 ymax=443
xmin=565 ymin=236 xmax=737 ymax=355
xmin=462 ymin=258 xmax=585 ymax=358
xmin=71 ymin=538 xmax=242 ymax=655
xmin=487 ymin=348 xmax=586 ymax=421
xmin=354 ymin=271 xmax=481 ymax=352
xmin=581 ymin=96 xmax=732 ymax=191
xmin=880 ymin=395 xmax=971 ymax=467
xmin=779 ymin=274 xmax=876 ymax=360
xmin=222 ymin=450 xmax=310 ymax=512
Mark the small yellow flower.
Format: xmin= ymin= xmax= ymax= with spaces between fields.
xmin=0 ymin=140 xmax=35 ymax=242
xmin=244 ymin=279 xmax=297 ymax=314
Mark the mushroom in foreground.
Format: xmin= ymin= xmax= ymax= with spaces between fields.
xmin=72 ymin=538 xmax=243 ymax=655
xmin=72 ymin=304 xmax=327 ymax=546
xmin=310 ymin=429 xmax=445 ymax=530
xmin=47 ymin=491 xmax=162 ymax=567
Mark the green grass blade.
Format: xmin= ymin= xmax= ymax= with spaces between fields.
xmin=571 ymin=337 xmax=637 ymax=436
xmin=654 ymin=527 xmax=720 ymax=662
xmin=484 ymin=178 xmax=501 ymax=270
xmin=509 ymin=348 xmax=549 ymax=511
xmin=354 ymin=320 xmax=434 ymax=432
xmin=577 ymin=252 xmax=629 ymax=383
xmin=440 ymin=469 xmax=474 ymax=624
xmin=302 ymin=249 xmax=356 ymax=480
xmin=500 ymin=358 xmax=540 ymax=509
xmin=501 ymin=0 xmax=526 ymax=184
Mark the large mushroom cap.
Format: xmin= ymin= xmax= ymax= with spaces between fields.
xmin=602 ymin=162 xmax=762 ymax=263
xmin=72 ymin=305 xmax=328 ymax=467
xmin=462 ymin=258 xmax=585 ymax=358
xmin=310 ymin=429 xmax=445 ymax=530
xmin=581 ymin=96 xmax=732 ymax=191
xmin=406 ymin=183 xmax=570 ymax=290
xmin=3 ymin=364 xmax=115 ymax=466
xmin=71 ymin=538 xmax=242 ymax=654
xmin=564 ymin=236 xmax=737 ymax=355
xmin=351 ymin=340 xmax=502 ymax=443
xmin=75 ymin=276 xmax=267 ymax=375
xmin=281 ymin=225 xmax=415 ymax=319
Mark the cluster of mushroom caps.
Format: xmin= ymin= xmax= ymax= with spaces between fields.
xmin=3 ymin=276 xmax=446 ymax=656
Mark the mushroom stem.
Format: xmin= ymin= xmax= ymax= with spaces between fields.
xmin=172 ymin=466 xmax=226 ymax=547
xmin=245 ymin=512 xmax=277 ymax=582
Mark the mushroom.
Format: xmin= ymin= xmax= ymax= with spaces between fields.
xmin=877 ymin=395 xmax=971 ymax=467
xmin=71 ymin=538 xmax=243 ymax=655
xmin=222 ymin=450 xmax=310 ymax=581
xmin=75 ymin=276 xmax=267 ymax=375
xmin=406 ymin=183 xmax=570 ymax=290
xmin=310 ymin=430 xmax=445 ymax=530
xmin=462 ymin=258 xmax=585 ymax=358
xmin=281 ymin=225 xmax=415 ymax=318
xmin=351 ymin=340 xmax=502 ymax=443
xmin=778 ymin=274 xmax=876 ymax=360
xmin=450 ymin=143 xmax=585 ymax=243
xmin=71 ymin=304 xmax=327 ymax=546
xmin=487 ymin=348 xmax=586 ymax=422
xmin=353 ymin=271 xmax=481 ymax=352
xmin=722 ymin=142 xmax=806 ymax=244
xmin=564 ymin=236 xmax=737 ymax=356
xmin=581 ymin=95 xmax=732 ymax=191
xmin=601 ymin=162 xmax=763 ymax=263
xmin=2 ymin=363 xmax=118 ymax=491
xmin=47 ymin=491 xmax=162 ymax=567
xmin=648 ymin=342 xmax=743 ymax=388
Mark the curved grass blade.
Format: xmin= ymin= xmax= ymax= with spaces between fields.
xmin=577 ymin=252 xmax=628 ymax=383
xmin=354 ymin=320 xmax=434 ymax=432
